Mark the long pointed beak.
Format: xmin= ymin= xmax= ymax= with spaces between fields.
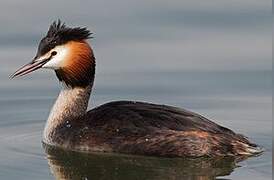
xmin=10 ymin=58 xmax=50 ymax=79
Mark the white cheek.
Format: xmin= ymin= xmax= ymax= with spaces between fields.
xmin=42 ymin=46 xmax=69 ymax=69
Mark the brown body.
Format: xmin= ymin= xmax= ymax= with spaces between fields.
xmin=12 ymin=21 xmax=262 ymax=158
xmin=49 ymin=100 xmax=259 ymax=157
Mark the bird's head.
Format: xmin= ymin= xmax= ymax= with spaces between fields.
xmin=11 ymin=20 xmax=95 ymax=87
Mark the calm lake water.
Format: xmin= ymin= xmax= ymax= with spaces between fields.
xmin=0 ymin=44 xmax=271 ymax=179
xmin=0 ymin=0 xmax=271 ymax=179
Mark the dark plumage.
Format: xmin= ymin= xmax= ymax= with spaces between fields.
xmin=51 ymin=101 xmax=261 ymax=157
xmin=36 ymin=20 xmax=92 ymax=58
xmin=12 ymin=21 xmax=262 ymax=158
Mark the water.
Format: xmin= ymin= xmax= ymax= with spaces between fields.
xmin=0 ymin=0 xmax=271 ymax=179
xmin=0 ymin=51 xmax=271 ymax=179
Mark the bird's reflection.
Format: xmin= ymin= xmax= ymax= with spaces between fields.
xmin=43 ymin=144 xmax=240 ymax=180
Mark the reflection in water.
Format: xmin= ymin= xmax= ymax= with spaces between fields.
xmin=44 ymin=144 xmax=241 ymax=180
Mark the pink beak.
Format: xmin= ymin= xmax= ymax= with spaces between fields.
xmin=10 ymin=58 xmax=50 ymax=79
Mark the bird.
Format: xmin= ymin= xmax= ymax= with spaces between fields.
xmin=11 ymin=20 xmax=262 ymax=158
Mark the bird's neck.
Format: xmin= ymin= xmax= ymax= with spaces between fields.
xmin=43 ymin=83 xmax=93 ymax=144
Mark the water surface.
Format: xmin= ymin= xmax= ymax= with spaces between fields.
xmin=0 ymin=58 xmax=271 ymax=179
xmin=0 ymin=0 xmax=271 ymax=179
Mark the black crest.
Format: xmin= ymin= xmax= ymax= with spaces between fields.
xmin=36 ymin=20 xmax=92 ymax=57
xmin=47 ymin=20 xmax=92 ymax=41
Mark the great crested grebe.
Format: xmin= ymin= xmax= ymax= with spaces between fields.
xmin=11 ymin=21 xmax=262 ymax=157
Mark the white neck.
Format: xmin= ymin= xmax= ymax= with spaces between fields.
xmin=43 ymin=84 xmax=92 ymax=144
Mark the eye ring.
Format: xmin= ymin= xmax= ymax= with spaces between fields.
xmin=51 ymin=51 xmax=57 ymax=56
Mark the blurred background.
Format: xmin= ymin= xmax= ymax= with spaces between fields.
xmin=0 ymin=0 xmax=271 ymax=179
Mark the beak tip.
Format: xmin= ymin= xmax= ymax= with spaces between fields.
xmin=9 ymin=74 xmax=15 ymax=79
xmin=10 ymin=58 xmax=48 ymax=79
xmin=9 ymin=71 xmax=21 ymax=79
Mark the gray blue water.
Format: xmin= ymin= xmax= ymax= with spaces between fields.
xmin=0 ymin=0 xmax=271 ymax=179
xmin=0 ymin=56 xmax=271 ymax=179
